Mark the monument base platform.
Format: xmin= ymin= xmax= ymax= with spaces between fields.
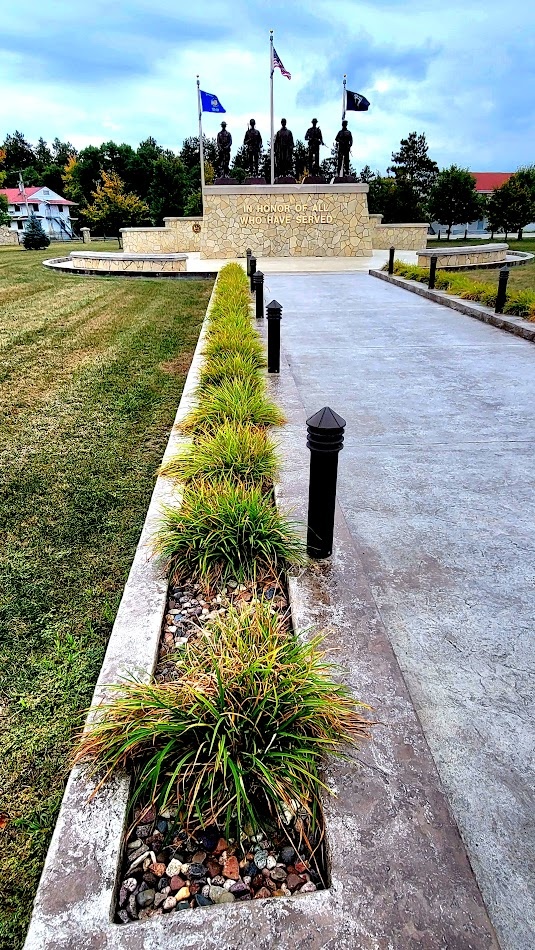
xmin=303 ymin=175 xmax=327 ymax=184
xmin=214 ymin=176 xmax=235 ymax=185
xmin=334 ymin=175 xmax=358 ymax=184
xmin=274 ymin=176 xmax=297 ymax=184
xmin=244 ymin=177 xmax=267 ymax=185
xmin=119 ymin=190 xmax=429 ymax=260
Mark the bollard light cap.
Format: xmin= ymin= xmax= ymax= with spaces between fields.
xmin=266 ymin=299 xmax=282 ymax=311
xmin=307 ymin=406 xmax=346 ymax=431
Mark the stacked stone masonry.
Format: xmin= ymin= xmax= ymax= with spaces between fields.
xmin=0 ymin=227 xmax=19 ymax=245
xmin=121 ymin=219 xmax=202 ymax=254
xmin=70 ymin=251 xmax=186 ymax=273
xmin=200 ymin=185 xmax=372 ymax=258
xmin=120 ymin=190 xmax=428 ymax=259
xmin=418 ymin=244 xmax=508 ymax=267
xmin=372 ymin=222 xmax=429 ymax=250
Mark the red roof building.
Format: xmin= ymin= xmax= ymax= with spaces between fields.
xmin=0 ymin=185 xmax=77 ymax=239
xmin=471 ymin=172 xmax=513 ymax=193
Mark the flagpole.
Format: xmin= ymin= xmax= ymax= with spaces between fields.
xmin=196 ymin=76 xmax=206 ymax=197
xmin=342 ymin=74 xmax=347 ymax=120
xmin=270 ymin=30 xmax=275 ymax=185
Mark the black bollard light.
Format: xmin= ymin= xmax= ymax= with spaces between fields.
xmin=266 ymin=299 xmax=282 ymax=373
xmin=495 ymin=266 xmax=510 ymax=314
xmin=438 ymin=230 xmax=441 ymax=241
xmin=429 ymin=254 xmax=438 ymax=290
xmin=388 ymin=246 xmax=395 ymax=274
xmin=306 ymin=407 xmax=346 ymax=559
xmin=246 ymin=248 xmax=252 ymax=275
xmin=464 ymin=227 xmax=468 ymax=239
xmin=249 ymin=256 xmax=257 ymax=292
xmin=253 ymin=271 xmax=264 ymax=318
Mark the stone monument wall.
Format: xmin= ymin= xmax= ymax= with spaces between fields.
xmin=0 ymin=227 xmax=19 ymax=245
xmin=200 ymin=185 xmax=373 ymax=258
xmin=370 ymin=217 xmax=429 ymax=251
xmin=163 ymin=217 xmax=202 ymax=251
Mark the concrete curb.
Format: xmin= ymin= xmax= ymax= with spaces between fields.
xmin=370 ymin=269 xmax=535 ymax=342
xmin=23 ymin=282 xmax=498 ymax=949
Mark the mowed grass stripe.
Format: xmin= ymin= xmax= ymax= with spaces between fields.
xmin=0 ymin=248 xmax=212 ymax=950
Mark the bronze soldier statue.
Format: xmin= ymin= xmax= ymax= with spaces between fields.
xmin=335 ymin=120 xmax=353 ymax=177
xmin=274 ymin=119 xmax=294 ymax=178
xmin=243 ymin=119 xmax=263 ymax=177
xmin=216 ymin=121 xmax=232 ymax=178
xmin=305 ymin=118 xmax=324 ymax=175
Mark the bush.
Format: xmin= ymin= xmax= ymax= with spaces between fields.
xmin=22 ymin=214 xmax=50 ymax=250
xmin=160 ymin=422 xmax=278 ymax=487
xmin=74 ymin=601 xmax=373 ymax=835
xmin=182 ymin=376 xmax=285 ymax=433
xmin=391 ymin=261 xmax=535 ymax=321
xmin=155 ymin=480 xmax=304 ymax=584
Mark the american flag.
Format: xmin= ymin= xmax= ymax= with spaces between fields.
xmin=273 ymin=48 xmax=291 ymax=79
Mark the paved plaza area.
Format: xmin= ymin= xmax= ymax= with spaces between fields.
xmin=265 ymin=271 xmax=535 ymax=950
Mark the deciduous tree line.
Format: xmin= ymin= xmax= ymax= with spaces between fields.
xmin=1 ymin=129 xmax=533 ymax=237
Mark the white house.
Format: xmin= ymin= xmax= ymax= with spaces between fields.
xmin=0 ymin=185 xmax=77 ymax=239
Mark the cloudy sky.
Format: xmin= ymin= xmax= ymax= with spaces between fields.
xmin=1 ymin=0 xmax=534 ymax=172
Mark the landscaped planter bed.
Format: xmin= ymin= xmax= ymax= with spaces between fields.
xmin=114 ymin=575 xmax=327 ymax=924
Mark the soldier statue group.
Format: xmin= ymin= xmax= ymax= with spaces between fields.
xmin=215 ymin=116 xmax=354 ymax=182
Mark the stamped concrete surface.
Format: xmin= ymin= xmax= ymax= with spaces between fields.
xmin=265 ymin=271 xmax=535 ymax=950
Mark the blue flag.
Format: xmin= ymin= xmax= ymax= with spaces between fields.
xmin=200 ymin=90 xmax=226 ymax=113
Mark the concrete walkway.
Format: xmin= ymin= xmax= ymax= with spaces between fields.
xmin=265 ymin=271 xmax=535 ymax=950
xmin=184 ymin=248 xmax=418 ymax=273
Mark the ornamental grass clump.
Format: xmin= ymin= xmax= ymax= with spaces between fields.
xmin=155 ymin=481 xmax=304 ymax=584
xmin=199 ymin=352 xmax=265 ymax=387
xmin=75 ymin=601 xmax=373 ymax=834
xmin=160 ymin=422 xmax=279 ymax=487
xmin=202 ymin=324 xmax=266 ymax=364
xmin=182 ymin=376 xmax=285 ymax=433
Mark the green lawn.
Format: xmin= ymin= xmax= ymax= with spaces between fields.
xmin=0 ymin=244 xmax=212 ymax=949
xmin=426 ymin=236 xmax=535 ymax=292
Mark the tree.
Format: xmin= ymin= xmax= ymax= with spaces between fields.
xmin=34 ymin=137 xmax=53 ymax=169
xmin=147 ymin=153 xmax=189 ymax=223
xmin=496 ymin=175 xmax=534 ymax=239
xmin=293 ymin=140 xmax=308 ymax=181
xmin=22 ymin=214 xmax=50 ymax=250
xmin=82 ymin=171 xmax=150 ymax=234
xmin=0 ymin=193 xmax=10 ymax=227
xmin=2 ymin=131 xmax=35 ymax=175
xmin=358 ymin=164 xmax=376 ymax=183
xmin=0 ymin=148 xmax=6 ymax=188
xmin=486 ymin=188 xmax=509 ymax=239
xmin=367 ymin=175 xmax=425 ymax=222
xmin=428 ymin=165 xmax=484 ymax=239
xmin=388 ymin=131 xmax=438 ymax=216
xmin=52 ymin=137 xmax=77 ymax=167
xmin=64 ymin=146 xmax=104 ymax=204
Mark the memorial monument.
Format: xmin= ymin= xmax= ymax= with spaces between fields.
xmin=335 ymin=120 xmax=355 ymax=180
xmin=274 ymin=118 xmax=295 ymax=183
xmin=305 ymin=118 xmax=325 ymax=180
xmin=215 ymin=121 xmax=233 ymax=183
xmin=243 ymin=119 xmax=264 ymax=183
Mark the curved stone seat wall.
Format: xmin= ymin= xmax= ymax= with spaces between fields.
xmin=418 ymin=244 xmax=508 ymax=268
xmin=70 ymin=251 xmax=187 ymax=272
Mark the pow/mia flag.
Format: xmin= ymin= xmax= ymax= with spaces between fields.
xmin=346 ymin=90 xmax=370 ymax=112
